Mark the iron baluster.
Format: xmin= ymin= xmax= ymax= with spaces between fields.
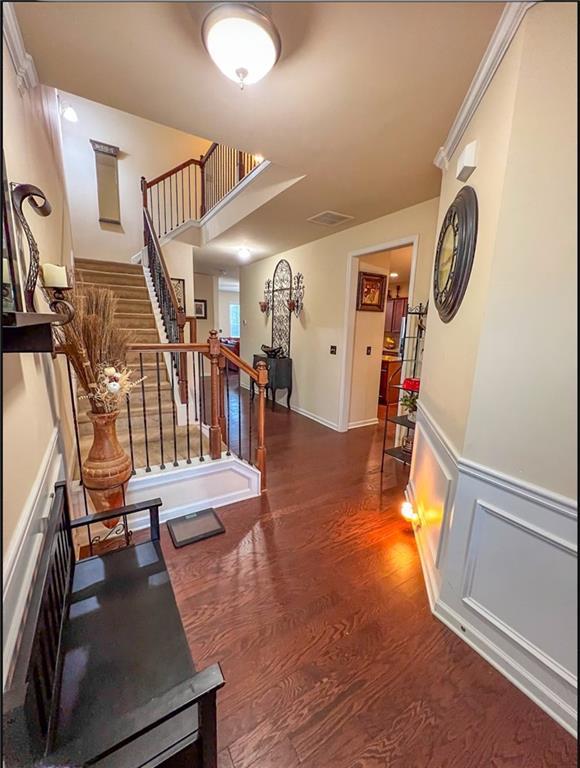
xmin=65 ymin=357 xmax=89 ymax=515
xmin=139 ymin=354 xmax=151 ymax=472
xmin=225 ymin=359 xmax=231 ymax=456
xmin=248 ymin=378 xmax=253 ymax=464
xmin=170 ymin=357 xmax=179 ymax=467
xmin=155 ymin=352 xmax=165 ymax=469
xmin=197 ymin=352 xmax=205 ymax=461
xmin=125 ymin=394 xmax=136 ymax=475
xmin=184 ymin=353 xmax=192 ymax=464
xmin=237 ymin=367 xmax=242 ymax=460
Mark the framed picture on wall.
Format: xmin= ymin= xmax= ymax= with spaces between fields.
xmin=171 ymin=278 xmax=185 ymax=312
xmin=356 ymin=272 xmax=387 ymax=312
xmin=194 ymin=298 xmax=207 ymax=319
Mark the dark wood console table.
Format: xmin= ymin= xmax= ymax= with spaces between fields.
xmin=251 ymin=354 xmax=293 ymax=410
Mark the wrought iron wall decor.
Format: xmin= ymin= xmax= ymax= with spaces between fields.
xmin=271 ymin=259 xmax=292 ymax=357
xmin=259 ymin=261 xmax=305 ymax=356
xmin=10 ymin=183 xmax=74 ymax=325
xmin=2 ymin=155 xmax=21 ymax=314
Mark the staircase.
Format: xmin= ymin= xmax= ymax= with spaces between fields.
xmin=74 ymin=258 xmax=209 ymax=473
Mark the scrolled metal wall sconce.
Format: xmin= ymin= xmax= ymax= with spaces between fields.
xmin=10 ymin=183 xmax=74 ymax=326
xmin=288 ymin=272 xmax=304 ymax=317
xmin=259 ymin=278 xmax=272 ymax=316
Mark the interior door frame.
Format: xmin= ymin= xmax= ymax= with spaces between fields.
xmin=337 ymin=235 xmax=419 ymax=432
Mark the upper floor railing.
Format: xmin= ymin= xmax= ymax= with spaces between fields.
xmin=141 ymin=143 xmax=263 ymax=240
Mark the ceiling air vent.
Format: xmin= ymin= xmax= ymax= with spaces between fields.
xmin=307 ymin=210 xmax=354 ymax=227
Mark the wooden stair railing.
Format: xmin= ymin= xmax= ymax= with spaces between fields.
xmin=141 ymin=145 xmax=263 ymax=239
xmin=127 ymin=333 xmax=268 ymax=490
xmin=141 ymin=206 xmax=191 ymax=403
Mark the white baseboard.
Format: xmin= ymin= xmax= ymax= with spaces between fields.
xmin=3 ymin=427 xmax=64 ymax=687
xmin=435 ymin=599 xmax=577 ymax=737
xmin=348 ymin=418 xmax=379 ymax=430
xmin=239 ymin=380 xmax=341 ymax=432
xmin=289 ymin=404 xmax=340 ymax=432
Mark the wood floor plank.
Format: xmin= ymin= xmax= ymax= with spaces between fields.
xmin=159 ymin=386 xmax=575 ymax=768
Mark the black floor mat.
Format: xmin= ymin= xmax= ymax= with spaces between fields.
xmin=167 ymin=508 xmax=225 ymax=548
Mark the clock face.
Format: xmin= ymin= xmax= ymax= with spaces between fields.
xmin=433 ymin=186 xmax=478 ymax=323
xmin=437 ymin=220 xmax=456 ymax=290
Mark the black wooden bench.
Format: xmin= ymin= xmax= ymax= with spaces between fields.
xmin=3 ymin=483 xmax=225 ymax=767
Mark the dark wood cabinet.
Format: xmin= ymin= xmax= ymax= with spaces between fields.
xmin=251 ymin=354 xmax=293 ymax=410
xmin=385 ymin=297 xmax=408 ymax=333
xmin=391 ymin=298 xmax=408 ymax=333
xmin=379 ymin=359 xmax=402 ymax=406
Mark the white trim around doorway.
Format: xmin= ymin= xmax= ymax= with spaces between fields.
xmin=337 ymin=235 xmax=420 ymax=432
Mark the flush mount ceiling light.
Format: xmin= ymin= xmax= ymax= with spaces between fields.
xmin=60 ymin=103 xmax=78 ymax=123
xmin=201 ymin=3 xmax=281 ymax=89
xmin=238 ymin=247 xmax=251 ymax=261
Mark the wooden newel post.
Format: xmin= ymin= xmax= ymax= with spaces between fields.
xmin=255 ymin=361 xmax=268 ymax=491
xmin=218 ymin=354 xmax=227 ymax=443
xmin=208 ymin=330 xmax=222 ymax=459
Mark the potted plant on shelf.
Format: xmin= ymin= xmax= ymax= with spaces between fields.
xmin=400 ymin=391 xmax=418 ymax=423
xmin=55 ymin=285 xmax=143 ymax=526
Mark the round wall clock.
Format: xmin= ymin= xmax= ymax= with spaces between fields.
xmin=433 ymin=185 xmax=478 ymax=323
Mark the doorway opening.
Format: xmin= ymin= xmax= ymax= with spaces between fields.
xmin=339 ymin=236 xmax=419 ymax=432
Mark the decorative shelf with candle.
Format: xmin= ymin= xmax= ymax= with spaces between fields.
xmin=1 ymin=181 xmax=73 ymax=353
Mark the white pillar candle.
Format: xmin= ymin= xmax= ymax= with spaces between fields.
xmin=41 ymin=263 xmax=69 ymax=288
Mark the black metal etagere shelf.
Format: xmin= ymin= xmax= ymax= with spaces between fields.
xmin=381 ymin=303 xmax=427 ymax=471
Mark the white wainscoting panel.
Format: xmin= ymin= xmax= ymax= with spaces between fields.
xmin=407 ymin=406 xmax=458 ymax=607
xmin=3 ymin=428 xmax=65 ymax=687
xmin=411 ymin=404 xmax=577 ymax=735
xmin=437 ymin=465 xmax=577 ymax=735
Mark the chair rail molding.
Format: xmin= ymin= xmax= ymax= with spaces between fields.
xmin=2 ymin=2 xmax=39 ymax=93
xmin=433 ymin=1 xmax=536 ymax=170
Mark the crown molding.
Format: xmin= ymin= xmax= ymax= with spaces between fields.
xmin=434 ymin=2 xmax=536 ymax=170
xmin=3 ymin=1 xmax=39 ymax=93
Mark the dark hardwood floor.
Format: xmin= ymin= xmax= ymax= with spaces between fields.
xmin=157 ymin=392 xmax=576 ymax=767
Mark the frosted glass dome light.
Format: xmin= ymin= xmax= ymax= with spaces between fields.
xmin=202 ymin=4 xmax=281 ymax=89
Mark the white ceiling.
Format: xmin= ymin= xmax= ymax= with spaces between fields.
xmin=14 ymin=1 xmax=504 ymax=269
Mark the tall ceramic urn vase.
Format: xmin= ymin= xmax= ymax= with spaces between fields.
xmin=82 ymin=411 xmax=132 ymax=528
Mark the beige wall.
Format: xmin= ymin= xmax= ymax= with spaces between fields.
xmin=463 ymin=3 xmax=577 ymax=497
xmin=162 ymin=239 xmax=195 ymax=327
xmin=348 ymin=252 xmax=390 ymax=426
xmin=240 ymin=197 xmax=439 ymax=428
xmin=2 ymin=41 xmax=74 ymax=552
xmin=419 ymin=28 xmax=524 ymax=453
xmin=193 ymin=272 xmax=216 ymax=342
xmin=420 ymin=3 xmax=576 ymax=496
xmin=59 ymin=91 xmax=211 ymax=264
